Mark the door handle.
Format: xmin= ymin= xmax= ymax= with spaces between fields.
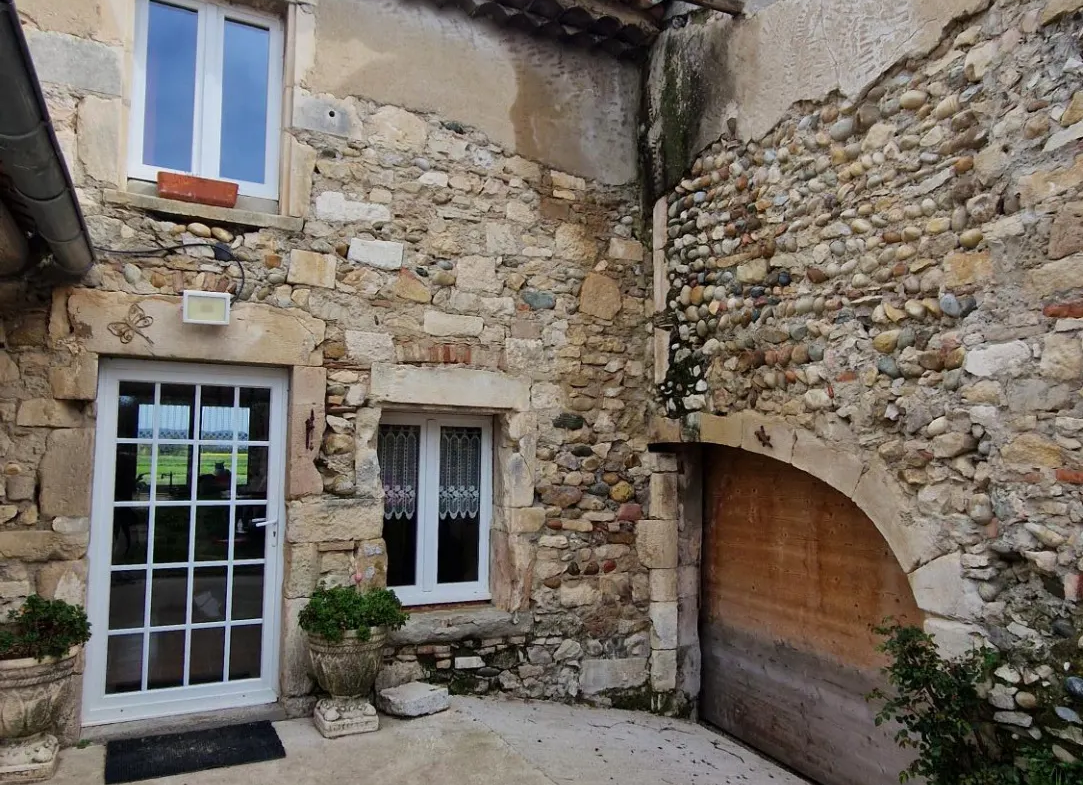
xmin=252 ymin=518 xmax=276 ymax=529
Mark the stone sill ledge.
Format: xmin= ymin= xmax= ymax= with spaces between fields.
xmin=103 ymin=189 xmax=304 ymax=232
xmin=388 ymin=606 xmax=532 ymax=646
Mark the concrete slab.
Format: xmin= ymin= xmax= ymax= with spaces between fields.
xmin=52 ymin=698 xmax=808 ymax=785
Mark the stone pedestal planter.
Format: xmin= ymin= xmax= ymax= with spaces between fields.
xmin=0 ymin=649 xmax=78 ymax=784
xmin=307 ymin=629 xmax=385 ymax=738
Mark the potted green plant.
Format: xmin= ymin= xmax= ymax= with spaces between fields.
xmin=0 ymin=595 xmax=91 ymax=783
xmin=299 ymin=586 xmax=408 ymax=699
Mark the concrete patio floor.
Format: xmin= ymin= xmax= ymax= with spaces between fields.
xmin=53 ymin=696 xmax=810 ymax=785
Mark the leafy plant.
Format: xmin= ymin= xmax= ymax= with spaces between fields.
xmin=0 ymin=595 xmax=91 ymax=661
xmin=1025 ymin=748 xmax=1083 ymax=785
xmin=868 ymin=620 xmax=1012 ymax=785
xmin=298 ymin=585 xmax=408 ymax=643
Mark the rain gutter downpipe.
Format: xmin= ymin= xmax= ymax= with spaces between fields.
xmin=0 ymin=0 xmax=95 ymax=279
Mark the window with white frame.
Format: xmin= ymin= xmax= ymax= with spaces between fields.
xmin=378 ymin=414 xmax=493 ymax=606
xmin=129 ymin=0 xmax=284 ymax=199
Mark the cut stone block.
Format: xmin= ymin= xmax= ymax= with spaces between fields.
xmin=377 ymin=681 xmax=450 ymax=718
xmin=313 ymin=697 xmax=378 ymax=738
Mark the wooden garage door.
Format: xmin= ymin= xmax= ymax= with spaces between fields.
xmin=701 ymin=446 xmax=922 ymax=785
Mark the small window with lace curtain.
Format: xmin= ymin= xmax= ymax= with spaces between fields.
xmin=377 ymin=414 xmax=492 ymax=605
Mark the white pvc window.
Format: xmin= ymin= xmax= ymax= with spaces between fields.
xmin=378 ymin=414 xmax=493 ymax=606
xmin=129 ymin=0 xmax=283 ymax=199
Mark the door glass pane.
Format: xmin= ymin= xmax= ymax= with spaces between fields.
xmin=149 ymin=568 xmax=188 ymax=626
xmin=112 ymin=508 xmax=149 ymax=565
xmin=142 ymin=1 xmax=198 ymax=172
xmin=192 ymin=567 xmax=227 ymax=622
xmin=200 ymin=387 xmax=235 ymax=440
xmin=234 ymin=505 xmax=267 ymax=560
xmin=437 ymin=427 xmax=482 ymax=584
xmin=117 ymin=382 xmax=155 ymax=439
xmin=147 ymin=630 xmax=185 ymax=689
xmin=219 ymin=20 xmax=271 ymax=184
xmin=154 ymin=445 xmax=193 ymax=501
xmin=153 ymin=508 xmax=190 ymax=564
xmin=194 ymin=506 xmax=231 ymax=562
xmin=115 ymin=445 xmax=152 ymax=503
xmin=239 ymin=388 xmax=271 ymax=441
xmin=190 ymin=627 xmax=225 ymax=685
xmin=379 ymin=424 xmax=420 ymax=587
xmin=236 ymin=446 xmax=268 ymax=500
xmin=228 ymin=624 xmax=261 ymax=681
xmin=109 ymin=572 xmax=146 ymax=630
xmin=197 ymin=445 xmax=234 ymax=500
xmin=106 ymin=635 xmax=144 ymax=694
xmin=159 ymin=384 xmax=196 ymax=439
xmin=232 ymin=565 xmax=263 ymax=620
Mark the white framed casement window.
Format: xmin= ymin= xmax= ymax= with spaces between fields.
xmin=128 ymin=0 xmax=284 ymax=199
xmin=378 ymin=413 xmax=493 ymax=606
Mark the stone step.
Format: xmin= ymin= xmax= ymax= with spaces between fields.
xmin=377 ymin=681 xmax=450 ymax=718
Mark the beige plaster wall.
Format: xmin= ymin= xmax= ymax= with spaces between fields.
xmin=302 ymin=0 xmax=640 ymax=185
xmin=645 ymin=0 xmax=991 ymax=190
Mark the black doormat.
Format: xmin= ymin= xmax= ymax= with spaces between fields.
xmin=104 ymin=720 xmax=286 ymax=784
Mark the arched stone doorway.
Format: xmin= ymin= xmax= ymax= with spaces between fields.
xmin=701 ymin=445 xmax=922 ymax=785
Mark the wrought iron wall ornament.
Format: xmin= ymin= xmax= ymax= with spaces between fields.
xmin=107 ymin=303 xmax=155 ymax=345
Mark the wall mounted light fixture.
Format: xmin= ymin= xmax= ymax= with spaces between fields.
xmin=182 ymin=290 xmax=231 ymax=325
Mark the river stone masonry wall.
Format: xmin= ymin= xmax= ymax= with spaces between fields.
xmin=656 ymin=0 xmax=1083 ymax=751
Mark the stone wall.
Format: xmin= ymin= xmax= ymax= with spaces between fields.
xmin=0 ymin=0 xmax=687 ymax=732
xmin=654 ymin=0 xmax=1083 ymax=755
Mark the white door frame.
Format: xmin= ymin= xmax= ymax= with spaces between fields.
xmin=83 ymin=359 xmax=288 ymax=726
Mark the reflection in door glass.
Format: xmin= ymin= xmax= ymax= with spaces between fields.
xmin=159 ymin=384 xmax=196 ymax=439
xmin=189 ymin=627 xmax=225 ymax=685
xmin=229 ymin=624 xmax=262 ymax=681
xmin=117 ymin=382 xmax=155 ymax=439
xmin=152 ymin=507 xmax=190 ymax=564
xmin=115 ymin=444 xmax=152 ymax=503
xmin=112 ymin=508 xmax=149 ymax=566
xmin=200 ymin=387 xmax=235 ymax=440
xmin=233 ymin=504 xmax=267 ymax=560
xmin=192 ymin=567 xmax=228 ymax=622
xmin=109 ymin=572 xmax=146 ymax=630
xmin=154 ymin=444 xmax=193 ymax=501
xmin=239 ymin=388 xmax=271 ymax=441
xmin=147 ymin=630 xmax=185 ymax=689
xmin=149 ymin=568 xmax=188 ymax=626
xmin=197 ymin=445 xmax=234 ymax=500
xmin=105 ymin=635 xmax=143 ymax=694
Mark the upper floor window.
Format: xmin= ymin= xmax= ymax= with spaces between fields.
xmin=129 ymin=0 xmax=283 ymax=200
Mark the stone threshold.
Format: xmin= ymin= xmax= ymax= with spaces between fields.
xmin=79 ymin=702 xmax=286 ymax=744
xmin=103 ymin=189 xmax=304 ymax=232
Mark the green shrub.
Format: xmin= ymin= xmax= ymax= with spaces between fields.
xmin=869 ymin=620 xmax=1083 ymax=785
xmin=298 ymin=585 xmax=408 ymax=643
xmin=0 ymin=595 xmax=91 ymax=661
xmin=868 ymin=620 xmax=1012 ymax=785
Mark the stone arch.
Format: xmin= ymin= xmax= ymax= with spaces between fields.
xmin=662 ymin=411 xmax=988 ymax=654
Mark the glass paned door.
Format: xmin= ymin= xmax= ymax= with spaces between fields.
xmin=85 ymin=361 xmax=286 ymax=725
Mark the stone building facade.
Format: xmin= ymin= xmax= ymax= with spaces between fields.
xmin=5 ymin=0 xmax=1083 ymax=774
xmin=1 ymin=0 xmax=683 ymax=733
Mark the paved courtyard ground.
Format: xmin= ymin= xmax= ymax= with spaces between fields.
xmin=53 ymin=696 xmax=809 ymax=785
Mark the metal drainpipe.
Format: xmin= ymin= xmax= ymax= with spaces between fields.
xmin=0 ymin=0 xmax=95 ymax=279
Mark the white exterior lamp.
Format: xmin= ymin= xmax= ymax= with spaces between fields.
xmin=182 ymin=290 xmax=231 ymax=326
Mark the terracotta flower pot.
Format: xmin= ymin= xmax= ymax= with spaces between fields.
xmin=307 ymin=629 xmax=386 ymax=699
xmin=0 ymin=648 xmax=78 ymax=741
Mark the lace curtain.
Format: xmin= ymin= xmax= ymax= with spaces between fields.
xmin=379 ymin=424 xmax=419 ymax=520
xmin=439 ymin=427 xmax=482 ymax=519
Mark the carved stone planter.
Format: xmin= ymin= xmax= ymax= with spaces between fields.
xmin=307 ymin=629 xmax=386 ymax=739
xmin=0 ymin=648 xmax=78 ymax=784
xmin=308 ymin=628 xmax=386 ymax=698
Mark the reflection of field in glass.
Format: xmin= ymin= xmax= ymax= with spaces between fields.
xmin=135 ymin=450 xmax=250 ymax=489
